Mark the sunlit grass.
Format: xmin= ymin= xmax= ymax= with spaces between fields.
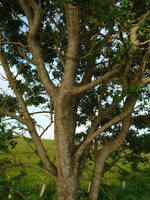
xmin=0 ymin=137 xmax=55 ymax=186
xmin=1 ymin=137 xmax=150 ymax=192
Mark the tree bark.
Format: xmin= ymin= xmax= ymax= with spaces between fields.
xmin=87 ymin=116 xmax=132 ymax=200
xmin=53 ymin=4 xmax=80 ymax=199
xmin=56 ymin=175 xmax=77 ymax=200
xmin=54 ymin=91 xmax=78 ymax=200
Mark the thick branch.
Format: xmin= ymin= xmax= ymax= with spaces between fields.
xmin=75 ymin=97 xmax=135 ymax=162
xmin=130 ymin=11 xmax=150 ymax=48
xmin=142 ymin=78 xmax=150 ymax=85
xmin=0 ymin=37 xmax=30 ymax=122
xmin=18 ymin=0 xmax=33 ymax=24
xmin=18 ymin=48 xmax=35 ymax=65
xmin=139 ymin=39 xmax=150 ymax=46
xmin=72 ymin=65 xmax=120 ymax=94
xmin=0 ymin=34 xmax=57 ymax=178
xmin=27 ymin=37 xmax=57 ymax=98
xmin=19 ymin=0 xmax=57 ymax=98
xmin=74 ymin=111 xmax=129 ymax=162
xmin=28 ymin=1 xmax=42 ymax=38
xmin=25 ymin=16 xmax=57 ymax=98
xmin=0 ymin=108 xmax=25 ymax=124
xmin=130 ymin=25 xmax=139 ymax=47
xmin=84 ymin=94 xmax=124 ymax=140
xmin=88 ymin=117 xmax=131 ymax=200
xmin=62 ymin=4 xmax=80 ymax=87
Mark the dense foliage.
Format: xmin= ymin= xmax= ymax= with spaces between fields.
xmin=0 ymin=0 xmax=150 ymax=199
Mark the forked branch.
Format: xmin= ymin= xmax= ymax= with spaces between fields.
xmin=73 ymin=65 xmax=120 ymax=95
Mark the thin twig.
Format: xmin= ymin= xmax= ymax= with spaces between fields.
xmin=40 ymin=122 xmax=53 ymax=138
xmin=8 ymin=163 xmax=53 ymax=177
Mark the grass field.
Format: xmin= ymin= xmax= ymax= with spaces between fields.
xmin=0 ymin=138 xmax=55 ymax=186
xmin=1 ymin=137 xmax=150 ymax=199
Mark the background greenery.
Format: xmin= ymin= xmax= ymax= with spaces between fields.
xmin=1 ymin=137 xmax=150 ymax=200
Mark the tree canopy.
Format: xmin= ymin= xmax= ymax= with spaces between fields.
xmin=0 ymin=0 xmax=150 ymax=199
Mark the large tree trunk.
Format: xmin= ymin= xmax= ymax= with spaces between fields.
xmin=54 ymin=90 xmax=78 ymax=200
xmin=53 ymin=4 xmax=80 ymax=199
xmin=56 ymin=175 xmax=77 ymax=200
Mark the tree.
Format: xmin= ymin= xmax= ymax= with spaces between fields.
xmin=0 ymin=0 xmax=150 ymax=199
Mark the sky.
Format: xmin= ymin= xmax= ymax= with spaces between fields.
xmin=0 ymin=65 xmax=55 ymax=139
xmin=0 ymin=63 xmax=150 ymax=140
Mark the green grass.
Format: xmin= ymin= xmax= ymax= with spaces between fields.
xmin=1 ymin=137 xmax=150 ymax=199
xmin=0 ymin=137 xmax=55 ymax=186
